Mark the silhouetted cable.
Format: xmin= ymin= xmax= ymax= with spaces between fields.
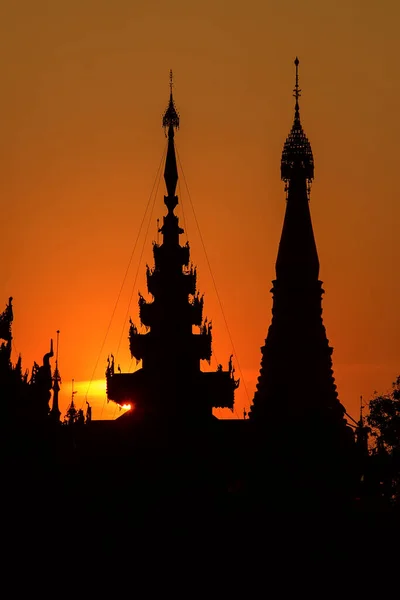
xmin=345 ymin=410 xmax=359 ymax=426
xmin=114 ymin=147 xmax=165 ymax=363
xmin=178 ymin=178 xmax=189 ymax=242
xmin=87 ymin=143 xmax=167 ymax=414
xmin=175 ymin=144 xmax=251 ymax=411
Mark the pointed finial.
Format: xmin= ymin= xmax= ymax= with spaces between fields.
xmin=162 ymin=70 xmax=179 ymax=133
xmin=163 ymin=70 xmax=179 ymax=198
xmin=54 ymin=330 xmax=61 ymax=381
xmin=293 ymin=57 xmax=301 ymax=117
xmin=281 ymin=58 xmax=314 ymax=183
xmin=71 ymin=378 xmax=77 ymax=405
xmin=56 ymin=330 xmax=60 ymax=363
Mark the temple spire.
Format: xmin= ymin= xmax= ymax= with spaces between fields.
xmin=106 ymin=75 xmax=237 ymax=421
xmin=251 ymin=58 xmax=343 ymax=426
xmin=294 ymin=56 xmax=300 ymax=120
xmin=276 ymin=58 xmax=318 ymax=282
xmin=50 ymin=330 xmax=61 ymax=422
xmin=162 ymin=70 xmax=179 ymax=200
xmin=65 ymin=379 xmax=78 ymax=425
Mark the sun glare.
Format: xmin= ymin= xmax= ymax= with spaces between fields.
xmin=72 ymin=379 xmax=107 ymax=398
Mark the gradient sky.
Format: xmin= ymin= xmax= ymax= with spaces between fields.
xmin=1 ymin=0 xmax=399 ymax=421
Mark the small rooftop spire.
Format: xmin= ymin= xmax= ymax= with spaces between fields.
xmin=50 ymin=329 xmax=61 ymax=422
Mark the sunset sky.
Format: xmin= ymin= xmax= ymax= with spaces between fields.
xmin=1 ymin=1 xmax=399 ymax=421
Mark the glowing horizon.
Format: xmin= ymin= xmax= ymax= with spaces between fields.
xmin=59 ymin=379 xmax=131 ymax=420
xmin=1 ymin=0 xmax=399 ymax=424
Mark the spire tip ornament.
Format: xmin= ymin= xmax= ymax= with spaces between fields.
xmin=162 ymin=70 xmax=179 ymax=133
xmin=163 ymin=70 xmax=179 ymax=199
xmin=293 ymin=56 xmax=301 ymax=111
xmin=281 ymin=58 xmax=314 ymax=185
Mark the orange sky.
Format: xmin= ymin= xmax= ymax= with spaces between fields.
xmin=1 ymin=1 xmax=399 ymax=421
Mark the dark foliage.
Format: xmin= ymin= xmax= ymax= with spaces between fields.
xmin=368 ymin=376 xmax=400 ymax=451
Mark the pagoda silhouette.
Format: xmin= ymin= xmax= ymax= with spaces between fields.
xmin=2 ymin=63 xmax=374 ymax=525
xmin=249 ymin=59 xmax=356 ymax=508
xmin=106 ymin=72 xmax=239 ymax=426
xmin=0 ymin=296 xmax=57 ymax=425
xmin=251 ymin=58 xmax=345 ymax=428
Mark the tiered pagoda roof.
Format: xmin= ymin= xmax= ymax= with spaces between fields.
xmin=107 ymin=72 xmax=238 ymax=422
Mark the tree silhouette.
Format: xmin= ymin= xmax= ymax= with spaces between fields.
xmin=367 ymin=376 xmax=400 ymax=505
xmin=368 ymin=376 xmax=400 ymax=451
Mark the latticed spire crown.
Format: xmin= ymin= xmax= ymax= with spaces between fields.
xmin=281 ymin=58 xmax=314 ymax=183
xmin=162 ymin=69 xmax=180 ymax=132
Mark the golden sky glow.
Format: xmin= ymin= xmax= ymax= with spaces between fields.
xmin=1 ymin=1 xmax=399 ymax=421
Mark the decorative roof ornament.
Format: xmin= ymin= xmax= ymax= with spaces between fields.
xmin=163 ymin=70 xmax=179 ymax=199
xmin=0 ymin=297 xmax=13 ymax=342
xmin=162 ymin=69 xmax=180 ymax=133
xmin=281 ymin=57 xmax=314 ymax=183
xmin=293 ymin=56 xmax=301 ymax=120
xmin=50 ymin=329 xmax=62 ymax=422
